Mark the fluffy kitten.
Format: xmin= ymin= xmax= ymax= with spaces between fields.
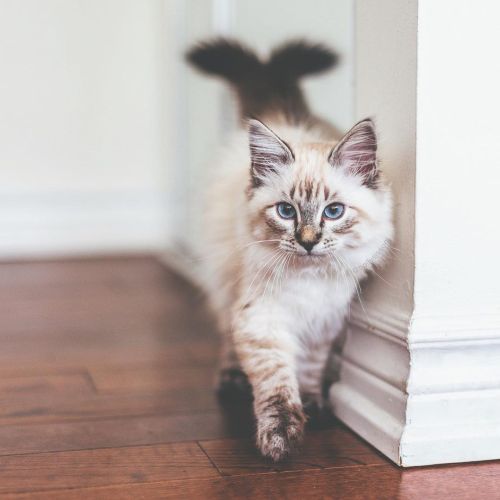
xmin=187 ymin=39 xmax=393 ymax=461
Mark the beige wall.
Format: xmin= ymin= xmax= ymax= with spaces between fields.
xmin=0 ymin=0 xmax=355 ymax=257
xmin=0 ymin=0 xmax=172 ymax=255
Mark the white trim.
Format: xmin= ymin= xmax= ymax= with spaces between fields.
xmin=401 ymin=391 xmax=500 ymax=466
xmin=410 ymin=314 xmax=500 ymax=345
xmin=349 ymin=302 xmax=409 ymax=344
xmin=0 ymin=190 xmax=169 ymax=258
xmin=331 ymin=303 xmax=500 ymax=466
xmin=330 ymin=356 xmax=406 ymax=465
xmin=351 ymin=301 xmax=500 ymax=346
xmin=330 ymin=306 xmax=410 ymax=465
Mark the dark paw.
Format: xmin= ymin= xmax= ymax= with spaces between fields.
xmin=303 ymin=395 xmax=322 ymax=420
xmin=302 ymin=394 xmax=332 ymax=429
xmin=256 ymin=397 xmax=306 ymax=462
xmin=216 ymin=368 xmax=253 ymax=403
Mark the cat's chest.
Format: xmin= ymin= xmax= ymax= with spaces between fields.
xmin=278 ymin=274 xmax=354 ymax=338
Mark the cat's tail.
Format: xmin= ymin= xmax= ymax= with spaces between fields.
xmin=186 ymin=38 xmax=338 ymax=122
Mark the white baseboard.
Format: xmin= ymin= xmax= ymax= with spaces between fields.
xmin=0 ymin=190 xmax=170 ymax=258
xmin=329 ymin=357 xmax=406 ymax=465
xmin=330 ymin=305 xmax=500 ymax=467
xmin=401 ymin=388 xmax=500 ymax=466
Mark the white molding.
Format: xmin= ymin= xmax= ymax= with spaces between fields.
xmin=0 ymin=190 xmax=170 ymax=258
xmin=351 ymin=301 xmax=500 ymax=346
xmin=410 ymin=314 xmax=500 ymax=345
xmin=349 ymin=302 xmax=409 ymax=344
xmin=330 ymin=305 xmax=410 ymax=465
xmin=331 ymin=304 xmax=500 ymax=466
xmin=330 ymin=356 xmax=406 ymax=465
xmin=401 ymin=419 xmax=500 ymax=467
xmin=401 ymin=386 xmax=500 ymax=466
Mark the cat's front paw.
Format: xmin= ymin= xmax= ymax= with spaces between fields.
xmin=256 ymin=396 xmax=306 ymax=462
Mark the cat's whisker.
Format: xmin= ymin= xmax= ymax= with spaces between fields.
xmin=190 ymin=238 xmax=282 ymax=263
xmin=370 ymin=267 xmax=396 ymax=288
xmin=242 ymin=250 xmax=283 ymax=304
xmin=263 ymin=251 xmax=287 ymax=300
xmin=337 ymin=254 xmax=368 ymax=318
xmin=275 ymin=251 xmax=291 ymax=297
xmin=267 ymin=252 xmax=283 ymax=299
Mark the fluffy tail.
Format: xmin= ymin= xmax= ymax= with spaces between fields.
xmin=186 ymin=38 xmax=338 ymax=122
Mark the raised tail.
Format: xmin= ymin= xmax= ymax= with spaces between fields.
xmin=186 ymin=38 xmax=338 ymax=123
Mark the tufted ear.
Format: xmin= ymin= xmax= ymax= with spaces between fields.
xmin=248 ymin=119 xmax=294 ymax=187
xmin=328 ymin=119 xmax=378 ymax=187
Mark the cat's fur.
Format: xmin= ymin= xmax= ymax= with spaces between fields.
xmin=187 ymin=39 xmax=393 ymax=461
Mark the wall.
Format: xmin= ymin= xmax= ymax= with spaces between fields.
xmin=0 ymin=0 xmax=172 ymax=257
xmin=413 ymin=0 xmax=500 ymax=331
xmin=400 ymin=0 xmax=500 ymax=466
xmin=332 ymin=0 xmax=500 ymax=467
xmin=0 ymin=0 xmax=355 ymax=259
xmin=330 ymin=0 xmax=417 ymax=464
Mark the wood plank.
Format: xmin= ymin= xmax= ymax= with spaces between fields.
xmin=0 ymin=336 xmax=219 ymax=373
xmin=10 ymin=461 xmax=500 ymax=500
xmin=0 ymin=292 xmax=201 ymax=336
xmin=199 ymin=426 xmax=387 ymax=476
xmin=2 ymin=465 xmax=402 ymax=499
xmin=0 ymin=255 xmax=180 ymax=297
xmin=0 ymin=411 xmax=253 ymax=456
xmin=89 ymin=364 xmax=216 ymax=394
xmin=0 ymin=387 xmax=219 ymax=426
xmin=0 ymin=442 xmax=219 ymax=495
xmin=0 ymin=373 xmax=95 ymax=398
xmin=0 ymin=339 xmax=217 ymax=379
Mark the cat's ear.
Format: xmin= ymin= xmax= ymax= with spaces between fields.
xmin=328 ymin=119 xmax=378 ymax=186
xmin=248 ymin=119 xmax=294 ymax=187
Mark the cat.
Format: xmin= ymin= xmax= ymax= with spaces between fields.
xmin=187 ymin=39 xmax=393 ymax=461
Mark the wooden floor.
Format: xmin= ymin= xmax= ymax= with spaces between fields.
xmin=1 ymin=255 xmax=499 ymax=499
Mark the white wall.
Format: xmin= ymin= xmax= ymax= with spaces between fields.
xmin=330 ymin=0 xmax=417 ymax=464
xmin=0 ymin=0 xmax=354 ymax=258
xmin=332 ymin=0 xmax=500 ymax=467
xmin=400 ymin=0 xmax=500 ymax=466
xmin=413 ymin=0 xmax=500 ymax=331
xmin=0 ymin=0 xmax=173 ymax=257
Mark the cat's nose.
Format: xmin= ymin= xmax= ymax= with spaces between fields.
xmin=297 ymin=225 xmax=320 ymax=253
xmin=299 ymin=240 xmax=317 ymax=253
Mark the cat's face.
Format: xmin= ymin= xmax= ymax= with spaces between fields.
xmin=246 ymin=119 xmax=393 ymax=271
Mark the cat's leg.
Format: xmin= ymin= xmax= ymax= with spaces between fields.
xmin=297 ymin=339 xmax=333 ymax=420
xmin=233 ymin=308 xmax=305 ymax=462
xmin=216 ymin=334 xmax=252 ymax=401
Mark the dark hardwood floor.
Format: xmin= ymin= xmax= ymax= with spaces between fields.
xmin=0 ymin=255 xmax=499 ymax=499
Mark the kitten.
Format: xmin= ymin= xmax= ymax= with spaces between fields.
xmin=187 ymin=39 xmax=393 ymax=461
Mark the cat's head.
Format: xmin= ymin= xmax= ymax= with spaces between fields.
xmin=246 ymin=118 xmax=393 ymax=272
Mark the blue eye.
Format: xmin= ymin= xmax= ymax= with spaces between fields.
xmin=323 ymin=203 xmax=345 ymax=220
xmin=276 ymin=202 xmax=296 ymax=219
